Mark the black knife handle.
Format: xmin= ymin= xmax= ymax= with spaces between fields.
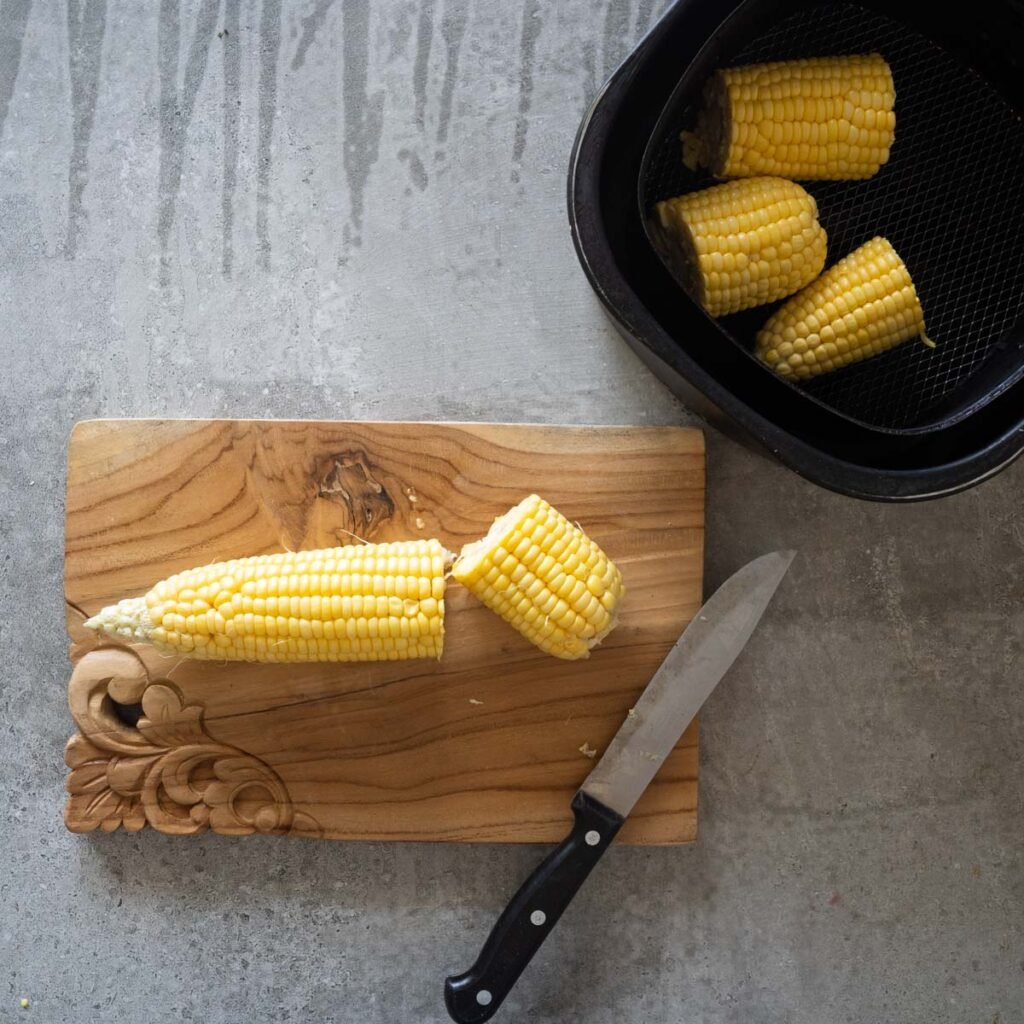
xmin=444 ymin=791 xmax=624 ymax=1023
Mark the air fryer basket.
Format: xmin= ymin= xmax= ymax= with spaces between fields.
xmin=639 ymin=1 xmax=1024 ymax=433
xmin=567 ymin=0 xmax=1024 ymax=499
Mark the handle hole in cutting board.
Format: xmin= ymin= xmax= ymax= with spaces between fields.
xmin=109 ymin=699 xmax=143 ymax=728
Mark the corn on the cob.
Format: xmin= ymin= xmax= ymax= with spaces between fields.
xmin=452 ymin=494 xmax=625 ymax=661
xmin=84 ymin=540 xmax=449 ymax=662
xmin=684 ymin=54 xmax=896 ymax=180
xmin=652 ymin=176 xmax=827 ymax=317
xmin=756 ymin=235 xmax=933 ymax=379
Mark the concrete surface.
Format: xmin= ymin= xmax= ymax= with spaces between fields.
xmin=0 ymin=2 xmax=1021 ymax=1021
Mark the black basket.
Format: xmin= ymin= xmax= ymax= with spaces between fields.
xmin=568 ymin=0 xmax=1024 ymax=500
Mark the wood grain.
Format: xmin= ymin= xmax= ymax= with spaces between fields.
xmin=64 ymin=420 xmax=705 ymax=844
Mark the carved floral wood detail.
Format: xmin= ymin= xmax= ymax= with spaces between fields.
xmin=65 ymin=647 xmax=320 ymax=837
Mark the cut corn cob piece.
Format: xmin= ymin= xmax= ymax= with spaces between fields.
xmin=652 ymin=176 xmax=827 ymax=317
xmin=84 ymin=539 xmax=450 ymax=663
xmin=689 ymin=53 xmax=896 ymax=180
xmin=756 ymin=235 xmax=933 ymax=380
xmin=452 ymin=495 xmax=625 ymax=661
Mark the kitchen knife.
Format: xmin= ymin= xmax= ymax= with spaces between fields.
xmin=443 ymin=549 xmax=795 ymax=1023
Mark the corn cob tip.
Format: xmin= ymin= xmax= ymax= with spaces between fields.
xmin=756 ymin=235 xmax=929 ymax=379
xmin=84 ymin=597 xmax=155 ymax=645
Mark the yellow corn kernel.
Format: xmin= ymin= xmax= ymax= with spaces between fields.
xmin=452 ymin=495 xmax=625 ymax=660
xmin=84 ymin=540 xmax=450 ymax=663
xmin=688 ymin=54 xmax=895 ymax=180
xmin=756 ymin=236 xmax=933 ymax=380
xmin=652 ymin=177 xmax=827 ymax=317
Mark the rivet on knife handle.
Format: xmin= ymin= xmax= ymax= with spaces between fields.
xmin=443 ymin=791 xmax=624 ymax=1023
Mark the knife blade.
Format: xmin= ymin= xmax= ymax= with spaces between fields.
xmin=443 ymin=550 xmax=795 ymax=1023
xmin=582 ymin=548 xmax=796 ymax=818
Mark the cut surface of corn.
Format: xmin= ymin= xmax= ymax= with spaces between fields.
xmin=652 ymin=177 xmax=827 ymax=317
xmin=686 ymin=53 xmax=896 ymax=180
xmin=84 ymin=540 xmax=449 ymax=663
xmin=452 ymin=495 xmax=625 ymax=661
xmin=756 ymin=235 xmax=932 ymax=380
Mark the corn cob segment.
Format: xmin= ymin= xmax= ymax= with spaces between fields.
xmin=452 ymin=495 xmax=625 ymax=661
xmin=652 ymin=176 xmax=827 ymax=317
xmin=686 ymin=54 xmax=896 ymax=181
xmin=84 ymin=540 xmax=450 ymax=663
xmin=756 ymin=236 xmax=933 ymax=380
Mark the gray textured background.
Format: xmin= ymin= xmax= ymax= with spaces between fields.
xmin=1 ymin=2 xmax=1022 ymax=1022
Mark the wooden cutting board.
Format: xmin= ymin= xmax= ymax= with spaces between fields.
xmin=64 ymin=420 xmax=705 ymax=844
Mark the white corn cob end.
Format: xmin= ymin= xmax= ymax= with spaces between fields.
xmin=85 ymin=597 xmax=155 ymax=644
